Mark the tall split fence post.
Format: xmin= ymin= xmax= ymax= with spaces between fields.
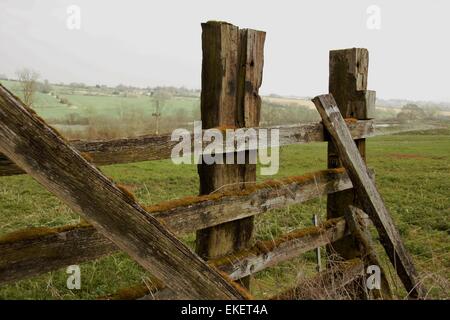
xmin=196 ymin=21 xmax=266 ymax=289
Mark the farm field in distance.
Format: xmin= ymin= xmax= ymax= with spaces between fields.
xmin=1 ymin=79 xmax=416 ymax=140
xmin=0 ymin=126 xmax=448 ymax=299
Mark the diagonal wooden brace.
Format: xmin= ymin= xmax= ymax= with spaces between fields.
xmin=345 ymin=205 xmax=392 ymax=299
xmin=313 ymin=93 xmax=426 ymax=299
xmin=0 ymin=84 xmax=246 ymax=300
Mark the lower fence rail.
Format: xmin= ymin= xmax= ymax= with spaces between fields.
xmin=0 ymin=168 xmax=356 ymax=285
xmin=101 ymin=217 xmax=348 ymax=300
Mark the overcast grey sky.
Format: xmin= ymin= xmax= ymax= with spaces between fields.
xmin=1 ymin=0 xmax=449 ymax=102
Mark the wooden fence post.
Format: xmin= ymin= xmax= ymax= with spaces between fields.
xmin=196 ymin=21 xmax=265 ymax=289
xmin=327 ymin=48 xmax=375 ymax=262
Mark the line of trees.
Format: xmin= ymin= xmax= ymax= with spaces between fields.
xmin=396 ymin=103 xmax=441 ymax=121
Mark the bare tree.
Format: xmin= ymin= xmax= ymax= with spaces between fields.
xmin=39 ymin=79 xmax=52 ymax=94
xmin=16 ymin=68 xmax=40 ymax=107
xmin=151 ymin=89 xmax=172 ymax=134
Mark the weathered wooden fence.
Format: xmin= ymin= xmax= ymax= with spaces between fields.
xmin=0 ymin=21 xmax=424 ymax=299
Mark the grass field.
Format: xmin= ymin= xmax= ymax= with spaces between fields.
xmin=0 ymin=128 xmax=448 ymax=299
xmin=1 ymin=80 xmax=199 ymax=121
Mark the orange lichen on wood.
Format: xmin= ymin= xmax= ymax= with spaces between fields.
xmin=146 ymin=169 xmax=346 ymax=214
xmin=208 ymin=247 xmax=253 ymax=269
xmin=99 ymin=282 xmax=164 ymax=300
xmin=0 ymin=222 xmax=92 ymax=245
xmin=210 ymin=265 xmax=253 ymax=300
xmin=344 ymin=117 xmax=358 ymax=124
xmin=274 ymin=217 xmax=341 ymax=243
xmin=251 ymin=217 xmax=343 ymax=255
xmin=210 ymin=217 xmax=344 ymax=268
xmin=80 ymin=152 xmax=94 ymax=163
xmin=116 ymin=183 xmax=137 ymax=202
xmin=146 ymin=194 xmax=223 ymax=213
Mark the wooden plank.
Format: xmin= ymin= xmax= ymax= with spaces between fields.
xmin=327 ymin=48 xmax=374 ymax=262
xmin=196 ymin=21 xmax=265 ymax=289
xmin=152 ymin=169 xmax=353 ymax=235
xmin=102 ymin=217 xmax=349 ymax=300
xmin=271 ymin=258 xmax=365 ymax=300
xmin=313 ymin=93 xmax=426 ymax=298
xmin=0 ymin=84 xmax=246 ymax=300
xmin=0 ymin=168 xmax=355 ymax=284
xmin=0 ymin=120 xmax=374 ymax=176
xmin=0 ymin=224 xmax=116 ymax=284
xmin=345 ymin=205 xmax=392 ymax=299
xmin=212 ymin=218 xmax=348 ymax=280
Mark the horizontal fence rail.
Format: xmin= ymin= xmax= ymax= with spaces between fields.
xmin=213 ymin=218 xmax=348 ymax=281
xmin=102 ymin=217 xmax=348 ymax=300
xmin=0 ymin=168 xmax=357 ymax=284
xmin=0 ymin=120 xmax=374 ymax=176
